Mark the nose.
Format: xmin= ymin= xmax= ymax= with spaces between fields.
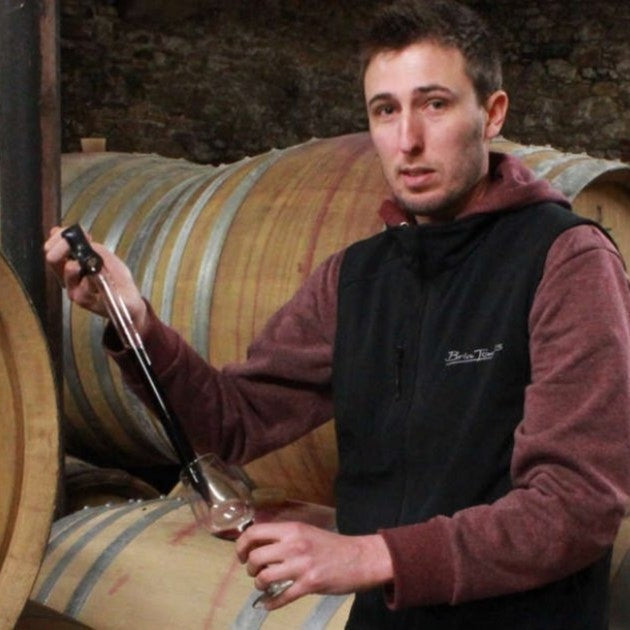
xmin=399 ymin=110 xmax=423 ymax=156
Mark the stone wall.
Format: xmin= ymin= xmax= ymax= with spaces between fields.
xmin=486 ymin=0 xmax=630 ymax=161
xmin=60 ymin=0 xmax=630 ymax=164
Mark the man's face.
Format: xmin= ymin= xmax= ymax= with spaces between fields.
xmin=364 ymin=41 xmax=499 ymax=221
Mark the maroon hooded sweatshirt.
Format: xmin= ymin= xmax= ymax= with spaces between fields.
xmin=108 ymin=152 xmax=630 ymax=609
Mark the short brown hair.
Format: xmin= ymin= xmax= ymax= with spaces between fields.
xmin=360 ymin=0 xmax=502 ymax=103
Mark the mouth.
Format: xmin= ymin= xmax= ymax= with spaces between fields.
xmin=398 ymin=166 xmax=436 ymax=190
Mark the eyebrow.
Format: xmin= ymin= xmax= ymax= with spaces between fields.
xmin=367 ymin=84 xmax=455 ymax=108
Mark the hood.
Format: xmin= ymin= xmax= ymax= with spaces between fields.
xmin=379 ymin=151 xmax=571 ymax=227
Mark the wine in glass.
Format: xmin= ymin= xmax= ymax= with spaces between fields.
xmin=180 ymin=453 xmax=294 ymax=608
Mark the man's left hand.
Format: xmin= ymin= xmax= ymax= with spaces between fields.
xmin=235 ymin=521 xmax=394 ymax=610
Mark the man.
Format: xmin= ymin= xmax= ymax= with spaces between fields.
xmin=46 ymin=0 xmax=629 ymax=627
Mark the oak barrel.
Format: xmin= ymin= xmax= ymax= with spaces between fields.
xmin=492 ymin=137 xmax=630 ymax=262
xmin=0 ymin=252 xmax=59 ymax=630
xmin=31 ymin=498 xmax=351 ymax=629
xmin=63 ymin=456 xmax=161 ymax=515
xmin=59 ymin=133 xmax=630 ymax=506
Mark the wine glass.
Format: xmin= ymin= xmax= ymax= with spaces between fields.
xmin=180 ymin=452 xmax=294 ymax=608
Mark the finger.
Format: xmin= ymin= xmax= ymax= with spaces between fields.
xmin=258 ymin=580 xmax=302 ymax=611
xmin=246 ymin=540 xmax=290 ymax=578
xmin=62 ymin=259 xmax=84 ymax=290
xmin=45 ymin=225 xmax=64 ymax=243
xmin=44 ymin=233 xmax=70 ymax=263
xmin=44 ymin=235 xmax=74 ymax=286
xmin=235 ymin=524 xmax=281 ymax=562
xmin=44 ymin=225 xmax=71 ymax=254
xmin=63 ymin=266 xmax=98 ymax=306
xmin=252 ymin=559 xmax=292 ymax=587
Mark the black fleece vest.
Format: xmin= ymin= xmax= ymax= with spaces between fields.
xmin=333 ymin=203 xmax=611 ymax=629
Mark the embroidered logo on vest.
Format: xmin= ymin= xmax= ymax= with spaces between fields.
xmin=445 ymin=343 xmax=504 ymax=366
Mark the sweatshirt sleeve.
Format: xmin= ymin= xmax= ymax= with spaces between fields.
xmin=379 ymin=224 xmax=630 ymax=608
xmin=105 ymin=251 xmax=343 ymax=464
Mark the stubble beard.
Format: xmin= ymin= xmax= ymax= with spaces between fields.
xmin=394 ymin=168 xmax=482 ymax=222
xmin=393 ymin=123 xmax=488 ymax=222
xmin=394 ymin=185 xmax=474 ymax=222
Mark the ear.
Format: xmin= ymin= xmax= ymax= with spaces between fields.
xmin=483 ymin=90 xmax=509 ymax=140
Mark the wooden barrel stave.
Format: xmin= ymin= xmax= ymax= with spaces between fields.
xmin=32 ymin=498 xmax=351 ymax=629
xmin=62 ymin=157 xmax=217 ymax=465
xmin=209 ymin=136 xmax=386 ymax=504
xmin=0 ymin=253 xmax=59 ymax=629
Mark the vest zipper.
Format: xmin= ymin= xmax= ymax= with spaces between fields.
xmin=395 ymin=284 xmax=430 ymax=526
xmin=394 ymin=345 xmax=404 ymax=400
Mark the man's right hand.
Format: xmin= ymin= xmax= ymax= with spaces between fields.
xmin=44 ymin=226 xmax=149 ymax=335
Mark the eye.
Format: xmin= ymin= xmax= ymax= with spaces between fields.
xmin=427 ymin=98 xmax=447 ymax=111
xmin=371 ymin=102 xmax=397 ymax=118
